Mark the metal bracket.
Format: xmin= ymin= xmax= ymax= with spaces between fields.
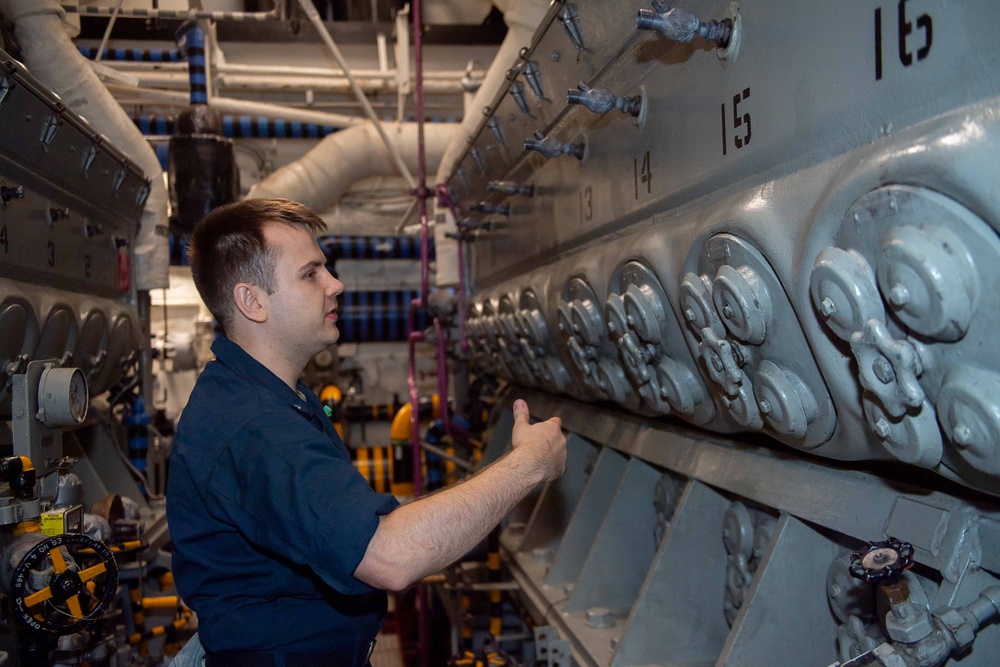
xmin=534 ymin=625 xmax=573 ymax=666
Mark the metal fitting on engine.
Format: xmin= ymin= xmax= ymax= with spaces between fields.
xmin=636 ymin=2 xmax=732 ymax=48
xmin=567 ymin=82 xmax=642 ymax=116
xmin=487 ymin=181 xmax=534 ymax=197
xmin=524 ymin=132 xmax=584 ymax=160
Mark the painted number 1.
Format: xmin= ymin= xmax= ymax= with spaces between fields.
xmin=634 ymin=150 xmax=651 ymax=199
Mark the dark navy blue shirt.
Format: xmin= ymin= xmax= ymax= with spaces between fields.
xmin=167 ymin=336 xmax=399 ymax=654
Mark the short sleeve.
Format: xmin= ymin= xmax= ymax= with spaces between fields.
xmin=204 ymin=411 xmax=399 ymax=595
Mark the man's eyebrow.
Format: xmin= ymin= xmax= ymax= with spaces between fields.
xmin=297 ymin=259 xmax=325 ymax=273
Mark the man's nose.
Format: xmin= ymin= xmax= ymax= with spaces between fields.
xmin=325 ymin=270 xmax=344 ymax=297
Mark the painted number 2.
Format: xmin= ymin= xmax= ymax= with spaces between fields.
xmin=721 ymin=87 xmax=751 ymax=156
xmin=875 ymin=1 xmax=932 ymax=80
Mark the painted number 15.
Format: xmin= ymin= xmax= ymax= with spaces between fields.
xmin=721 ymin=87 xmax=751 ymax=156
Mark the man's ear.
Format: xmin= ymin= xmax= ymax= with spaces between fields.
xmin=232 ymin=283 xmax=268 ymax=323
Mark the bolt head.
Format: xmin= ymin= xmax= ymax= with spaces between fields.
xmin=684 ymin=308 xmax=696 ymax=322
xmin=888 ymin=285 xmax=910 ymax=308
xmin=722 ymin=304 xmax=734 ymax=319
xmin=819 ymin=297 xmax=837 ymax=317
xmin=758 ymin=399 xmax=772 ymax=414
xmin=952 ymin=423 xmax=973 ymax=447
xmin=711 ymin=354 xmax=724 ymax=372
xmin=874 ymin=418 xmax=891 ymax=439
xmin=873 ymin=358 xmax=895 ymax=384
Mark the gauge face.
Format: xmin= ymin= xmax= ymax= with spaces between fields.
xmin=37 ymin=366 xmax=89 ymax=427
xmin=68 ymin=368 xmax=89 ymax=423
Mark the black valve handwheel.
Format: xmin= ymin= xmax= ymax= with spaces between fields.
xmin=848 ymin=537 xmax=914 ymax=583
xmin=11 ymin=533 xmax=119 ymax=635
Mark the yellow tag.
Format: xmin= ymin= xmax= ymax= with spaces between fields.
xmin=40 ymin=509 xmax=67 ymax=537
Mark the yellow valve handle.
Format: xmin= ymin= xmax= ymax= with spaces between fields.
xmin=12 ymin=534 xmax=119 ymax=635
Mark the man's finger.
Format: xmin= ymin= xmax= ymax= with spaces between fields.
xmin=513 ymin=399 xmax=529 ymax=425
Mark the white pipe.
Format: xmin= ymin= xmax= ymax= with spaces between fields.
xmin=0 ymin=0 xmax=169 ymax=290
xmin=297 ymin=0 xmax=416 ymax=190
xmin=247 ymin=122 xmax=459 ymax=214
xmin=432 ymin=0 xmax=550 ymax=287
xmin=104 ymin=83 xmax=366 ymax=128
xmin=102 ymin=60 xmax=484 ymax=82
xmin=115 ymin=70 xmax=471 ymax=95
xmin=432 ymin=0 xmax=550 ymax=186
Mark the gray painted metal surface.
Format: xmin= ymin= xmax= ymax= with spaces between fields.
xmin=451 ymin=0 xmax=1000 ymax=663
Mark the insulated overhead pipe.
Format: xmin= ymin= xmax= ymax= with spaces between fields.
xmin=246 ymin=122 xmax=457 ymax=214
xmin=296 ymin=0 xmax=416 ymax=190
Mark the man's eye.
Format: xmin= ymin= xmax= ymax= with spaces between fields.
xmin=305 ymin=271 xmax=316 ymax=279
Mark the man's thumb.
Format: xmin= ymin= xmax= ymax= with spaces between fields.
xmin=513 ymin=399 xmax=529 ymax=424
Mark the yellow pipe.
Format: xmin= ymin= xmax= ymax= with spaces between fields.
xmin=319 ymin=384 xmax=344 ymax=438
xmin=389 ymin=394 xmax=440 ymax=440
xmin=319 ymin=385 xmax=342 ymax=402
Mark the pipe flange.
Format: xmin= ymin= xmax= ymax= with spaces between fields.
xmin=713 ymin=264 xmax=772 ymax=345
xmin=570 ymin=298 xmax=604 ymax=346
xmin=850 ymin=319 xmax=924 ymax=418
xmin=877 ymin=224 xmax=978 ymax=342
xmin=655 ymin=356 xmax=705 ymax=419
xmin=937 ymin=366 xmax=1000 ymax=475
xmin=722 ymin=501 xmax=754 ymax=559
xmin=753 ymin=360 xmax=818 ymax=440
xmin=699 ymin=327 xmax=742 ymax=396
xmin=638 ymin=373 xmax=671 ymax=414
xmin=810 ymin=247 xmax=884 ymax=342
xmin=566 ymin=336 xmax=594 ymax=377
xmin=541 ymin=357 xmax=571 ymax=394
xmin=517 ymin=308 xmax=547 ymax=345
xmin=604 ymin=292 xmax=629 ymax=340
xmin=556 ymin=303 xmax=574 ymax=339
xmin=863 ymin=394 xmax=942 ymax=468
xmin=595 ymin=359 xmax=630 ymax=404
xmin=623 ymin=283 xmax=663 ymax=344
xmin=679 ymin=272 xmax=725 ymax=339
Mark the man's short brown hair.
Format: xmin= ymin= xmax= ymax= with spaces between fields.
xmin=188 ymin=198 xmax=326 ymax=333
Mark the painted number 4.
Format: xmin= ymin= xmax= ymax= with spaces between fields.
xmin=634 ymin=150 xmax=651 ymax=199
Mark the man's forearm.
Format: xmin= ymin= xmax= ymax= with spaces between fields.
xmin=354 ymin=445 xmax=545 ymax=591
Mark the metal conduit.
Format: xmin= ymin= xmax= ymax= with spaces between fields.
xmin=105 ymin=82 xmax=365 ymax=127
xmin=337 ymin=290 xmax=428 ymax=343
xmin=180 ymin=26 xmax=207 ymax=106
xmin=318 ymin=235 xmax=434 ymax=262
xmin=131 ymin=113 xmax=339 ymax=139
xmin=78 ymin=46 xmax=183 ymax=62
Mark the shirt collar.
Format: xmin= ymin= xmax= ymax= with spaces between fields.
xmin=210 ymin=336 xmax=312 ymax=412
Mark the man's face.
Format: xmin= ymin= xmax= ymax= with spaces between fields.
xmin=263 ymin=222 xmax=344 ymax=357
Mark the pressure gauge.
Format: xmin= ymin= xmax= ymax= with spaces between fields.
xmin=37 ymin=366 xmax=89 ymax=427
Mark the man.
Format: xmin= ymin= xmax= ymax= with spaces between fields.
xmin=167 ymin=198 xmax=566 ymax=667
